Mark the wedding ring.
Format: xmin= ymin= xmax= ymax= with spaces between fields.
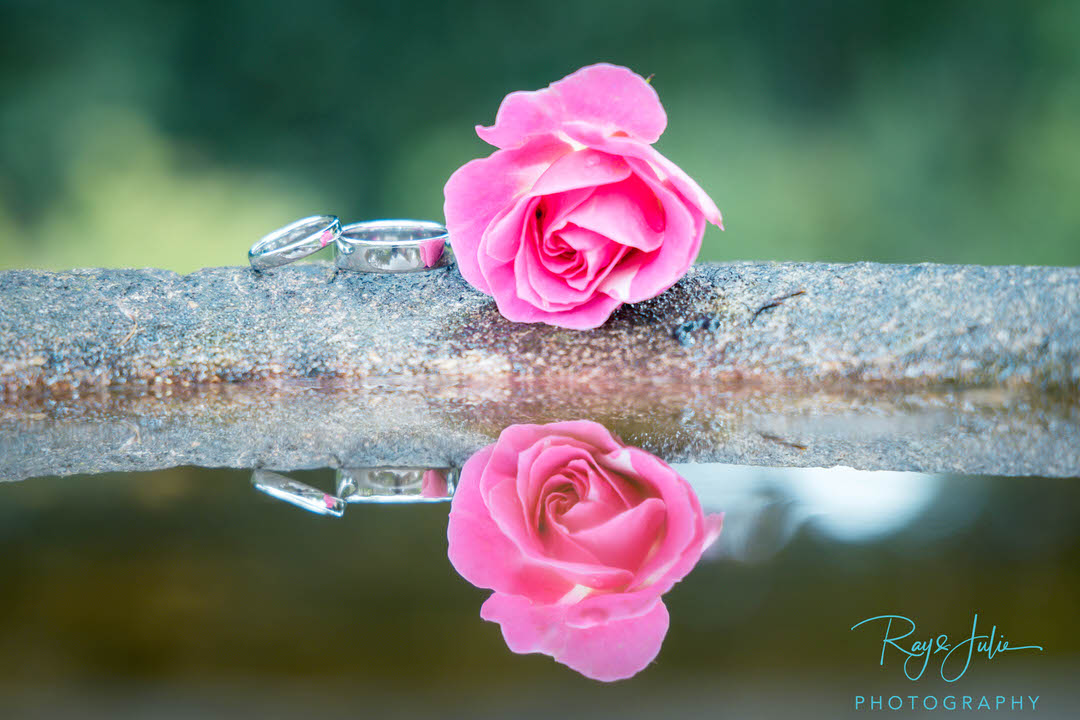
xmin=248 ymin=215 xmax=340 ymax=271
xmin=334 ymin=219 xmax=454 ymax=273
xmin=336 ymin=467 xmax=457 ymax=503
xmin=252 ymin=469 xmax=346 ymax=517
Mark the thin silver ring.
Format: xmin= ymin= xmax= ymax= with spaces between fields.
xmin=249 ymin=215 xmax=340 ymax=271
xmin=251 ymin=469 xmax=346 ymax=517
xmin=334 ymin=219 xmax=454 ymax=273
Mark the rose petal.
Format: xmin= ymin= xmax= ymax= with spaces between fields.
xmin=547 ymin=225 xmax=628 ymax=293
xmin=515 ymin=437 xmax=599 ymax=506
xmin=537 ymin=505 xmax=611 ymax=568
xmin=563 ymin=586 xmax=665 ymax=629
xmin=479 ymin=438 xmax=636 ymax=591
xmin=444 ymin=136 xmax=573 ymax=294
xmin=448 ymin=446 xmax=575 ymax=604
xmin=704 ymin=512 xmax=725 ymax=550
xmin=508 ymin=422 xmax=627 ymax=480
xmin=557 ymin=459 xmax=638 ymax=532
xmin=481 ymin=194 xmax=539 ymax=263
xmin=485 ymin=260 xmax=627 ymax=328
xmin=557 ymin=174 xmax=666 ymax=252
xmin=562 ymin=122 xmax=723 ymax=228
xmin=556 ymin=494 xmax=621 ymax=534
xmin=547 ymin=420 xmax=628 ymax=453
xmin=478 ymin=208 xmax=630 ymax=328
xmin=538 ymin=187 xmax=596 ymax=232
xmin=598 ymin=167 xmax=703 ymax=304
xmin=521 ymin=225 xmax=629 ymax=306
xmin=516 ymin=443 xmax=632 ymax=562
xmin=569 ymin=497 xmax=668 ymax=572
xmin=526 ymin=149 xmax=632 ymax=198
xmin=514 ymin=434 xmax=643 ymax=523
xmin=599 ymin=447 xmax=708 ymax=594
xmin=537 ymin=233 xmax=586 ymax=276
xmin=481 ymin=592 xmax=670 ymax=682
xmin=476 ymin=63 xmax=668 ymax=150
xmin=477 ymin=196 xmax=615 ymax=315
xmin=516 ymin=231 xmax=582 ymax=311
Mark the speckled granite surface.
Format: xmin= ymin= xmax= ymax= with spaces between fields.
xmin=2 ymin=262 xmax=1078 ymax=392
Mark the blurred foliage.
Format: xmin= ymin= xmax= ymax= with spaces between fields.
xmin=1 ymin=0 xmax=1078 ymax=272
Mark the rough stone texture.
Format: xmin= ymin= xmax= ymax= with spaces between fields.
xmin=3 ymin=261 xmax=1077 ymax=481
xmin=2 ymin=261 xmax=1079 ymax=393
xmin=1 ymin=380 xmax=1077 ymax=481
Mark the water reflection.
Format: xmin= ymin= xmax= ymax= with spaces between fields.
xmin=2 ymin=433 xmax=1078 ymax=715
xmin=244 ymin=426 xmax=954 ymax=682
xmin=337 ymin=467 xmax=457 ymax=504
xmin=251 ymin=470 xmax=346 ymax=517
xmin=447 ymin=420 xmax=723 ymax=682
xmin=80 ymin=418 xmax=1070 ymax=688
xmin=252 ymin=466 xmax=456 ymax=515
xmin=680 ymin=464 xmax=943 ymax=561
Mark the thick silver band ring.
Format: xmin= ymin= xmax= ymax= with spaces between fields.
xmin=336 ymin=466 xmax=457 ymax=503
xmin=334 ymin=219 xmax=454 ymax=273
xmin=249 ymin=215 xmax=340 ymax=271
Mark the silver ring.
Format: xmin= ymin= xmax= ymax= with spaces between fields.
xmin=334 ymin=219 xmax=454 ymax=273
xmin=336 ymin=467 xmax=457 ymax=503
xmin=249 ymin=214 xmax=340 ymax=271
xmin=251 ymin=469 xmax=346 ymax=517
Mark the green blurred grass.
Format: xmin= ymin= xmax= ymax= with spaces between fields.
xmin=1 ymin=0 xmax=1077 ymax=272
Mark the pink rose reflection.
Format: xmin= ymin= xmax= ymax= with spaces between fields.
xmin=420 ymin=469 xmax=449 ymax=499
xmin=447 ymin=420 xmax=722 ymax=682
xmin=418 ymin=238 xmax=445 ymax=269
xmin=444 ymin=63 xmax=723 ymax=330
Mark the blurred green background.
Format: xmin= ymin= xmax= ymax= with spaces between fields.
xmin=1 ymin=0 xmax=1078 ymax=273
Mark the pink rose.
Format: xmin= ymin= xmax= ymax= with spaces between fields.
xmin=447 ymin=420 xmax=722 ymax=681
xmin=444 ymin=63 xmax=723 ymax=329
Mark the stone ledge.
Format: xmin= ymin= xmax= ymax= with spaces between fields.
xmin=1 ymin=262 xmax=1078 ymax=393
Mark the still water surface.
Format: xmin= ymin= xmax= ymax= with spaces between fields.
xmin=2 ymin=454 xmax=1077 ymax=717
